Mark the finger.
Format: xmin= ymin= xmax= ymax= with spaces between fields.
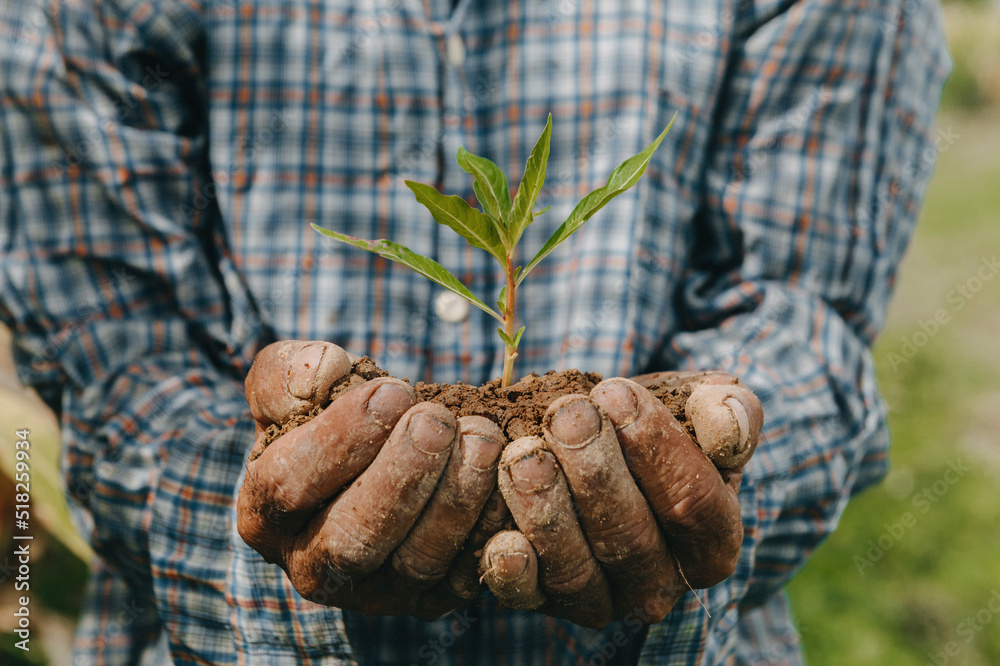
xmin=441 ymin=488 xmax=511 ymax=600
xmin=543 ymin=397 xmax=679 ymax=621
xmin=399 ymin=488 xmax=512 ymax=620
xmin=237 ymin=377 xmax=415 ymax=561
xmin=591 ymin=378 xmax=743 ymax=588
xmin=324 ymin=488 xmax=504 ymax=619
xmin=343 ymin=424 xmax=506 ymax=621
xmin=480 ymin=530 xmax=546 ymax=611
xmin=496 ymin=437 xmax=614 ymax=627
xmin=247 ymin=422 xmax=266 ymax=461
xmin=245 ymin=340 xmax=353 ymax=427
xmin=283 ymin=403 xmax=457 ymax=599
xmin=391 ymin=416 xmax=504 ymax=585
xmin=684 ymin=383 xmax=763 ymax=470
xmin=629 ymin=370 xmax=736 ymax=390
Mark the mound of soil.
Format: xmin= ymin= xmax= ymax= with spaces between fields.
xmin=258 ymin=356 xmax=697 ymax=452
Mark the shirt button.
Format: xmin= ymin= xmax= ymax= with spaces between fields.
xmin=434 ymin=290 xmax=471 ymax=323
xmin=446 ymin=33 xmax=466 ymax=67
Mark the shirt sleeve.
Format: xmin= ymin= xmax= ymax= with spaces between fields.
xmin=643 ymin=0 xmax=949 ymax=661
xmin=0 ymin=2 xmax=352 ymax=662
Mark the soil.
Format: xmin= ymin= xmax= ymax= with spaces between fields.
xmin=258 ymin=357 xmax=697 ymax=452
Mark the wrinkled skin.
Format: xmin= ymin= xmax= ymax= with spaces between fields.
xmin=237 ymin=341 xmax=762 ymax=626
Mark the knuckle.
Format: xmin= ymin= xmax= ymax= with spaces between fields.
xmin=706 ymin=522 xmax=743 ymax=578
xmin=688 ymin=547 xmax=740 ymax=589
xmin=322 ymin=507 xmax=388 ymax=577
xmin=712 ymin=549 xmax=740 ymax=583
xmin=256 ymin=477 xmax=303 ymax=522
xmin=254 ymin=450 xmax=324 ymax=519
xmin=542 ymin=559 xmax=600 ymax=596
xmin=285 ymin=566 xmax=321 ymax=602
xmin=391 ymin=549 xmax=449 ymax=585
xmin=654 ymin=468 xmax=727 ymax=533
xmin=285 ymin=549 xmax=351 ymax=605
xmin=661 ymin=491 xmax=716 ymax=534
xmin=637 ymin=595 xmax=674 ymax=624
xmin=235 ymin=505 xmax=272 ymax=555
xmin=282 ymin=545 xmax=319 ymax=599
xmin=597 ymin=517 xmax=662 ymax=568
xmin=239 ymin=466 xmax=291 ymax=529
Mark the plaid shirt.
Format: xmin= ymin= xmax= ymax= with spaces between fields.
xmin=0 ymin=0 xmax=948 ymax=663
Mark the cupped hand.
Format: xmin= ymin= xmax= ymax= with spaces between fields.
xmin=480 ymin=372 xmax=762 ymax=628
xmin=237 ymin=340 xmax=508 ymax=619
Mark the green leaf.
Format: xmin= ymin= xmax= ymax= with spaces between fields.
xmin=496 ymin=326 xmax=525 ymax=351
xmin=497 ymin=328 xmax=514 ymax=348
xmin=533 ymin=205 xmax=552 ymax=218
xmin=496 ymin=285 xmax=507 ymax=314
xmin=404 ymin=181 xmax=506 ymax=264
xmin=0 ymin=392 xmax=93 ymax=562
xmin=456 ymin=147 xmax=512 ymax=235
xmin=509 ymin=114 xmax=553 ymax=246
xmin=312 ymin=224 xmax=504 ymax=322
xmin=512 ymin=325 xmax=525 ymax=348
xmin=517 ymin=112 xmax=676 ymax=286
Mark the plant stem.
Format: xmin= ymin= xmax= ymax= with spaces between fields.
xmin=500 ymin=253 xmax=517 ymax=388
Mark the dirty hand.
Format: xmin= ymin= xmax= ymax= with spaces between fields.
xmin=237 ymin=340 xmax=508 ymax=619
xmin=481 ymin=371 xmax=762 ymax=628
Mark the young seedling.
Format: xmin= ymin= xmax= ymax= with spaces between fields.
xmin=312 ymin=113 xmax=675 ymax=388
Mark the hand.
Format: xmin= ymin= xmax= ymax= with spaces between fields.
xmin=237 ymin=340 xmax=508 ymax=619
xmin=480 ymin=372 xmax=761 ymax=628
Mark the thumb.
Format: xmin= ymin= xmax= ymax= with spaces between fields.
xmin=245 ymin=340 xmax=352 ymax=428
xmin=685 ymin=382 xmax=763 ymax=472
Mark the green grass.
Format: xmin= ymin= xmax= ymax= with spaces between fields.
xmin=788 ymin=109 xmax=1000 ymax=665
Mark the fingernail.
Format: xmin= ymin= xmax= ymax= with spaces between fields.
xmin=592 ymin=380 xmax=638 ymax=428
xmin=463 ymin=434 xmax=503 ymax=471
xmin=407 ymin=412 xmax=456 ymax=455
xmin=509 ymin=450 xmax=557 ymax=493
xmin=724 ymin=397 xmax=751 ymax=449
xmin=486 ymin=551 xmax=529 ymax=579
xmin=287 ymin=344 xmax=324 ymax=399
xmin=547 ymin=398 xmax=601 ymax=449
xmin=367 ymin=382 xmax=413 ymax=425
xmin=685 ymin=385 xmax=755 ymax=468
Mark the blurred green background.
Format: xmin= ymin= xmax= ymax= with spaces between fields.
xmin=787 ymin=3 xmax=1000 ymax=663
xmin=2 ymin=2 xmax=998 ymax=663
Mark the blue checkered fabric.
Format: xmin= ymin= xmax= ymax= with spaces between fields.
xmin=0 ymin=0 xmax=949 ymax=663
